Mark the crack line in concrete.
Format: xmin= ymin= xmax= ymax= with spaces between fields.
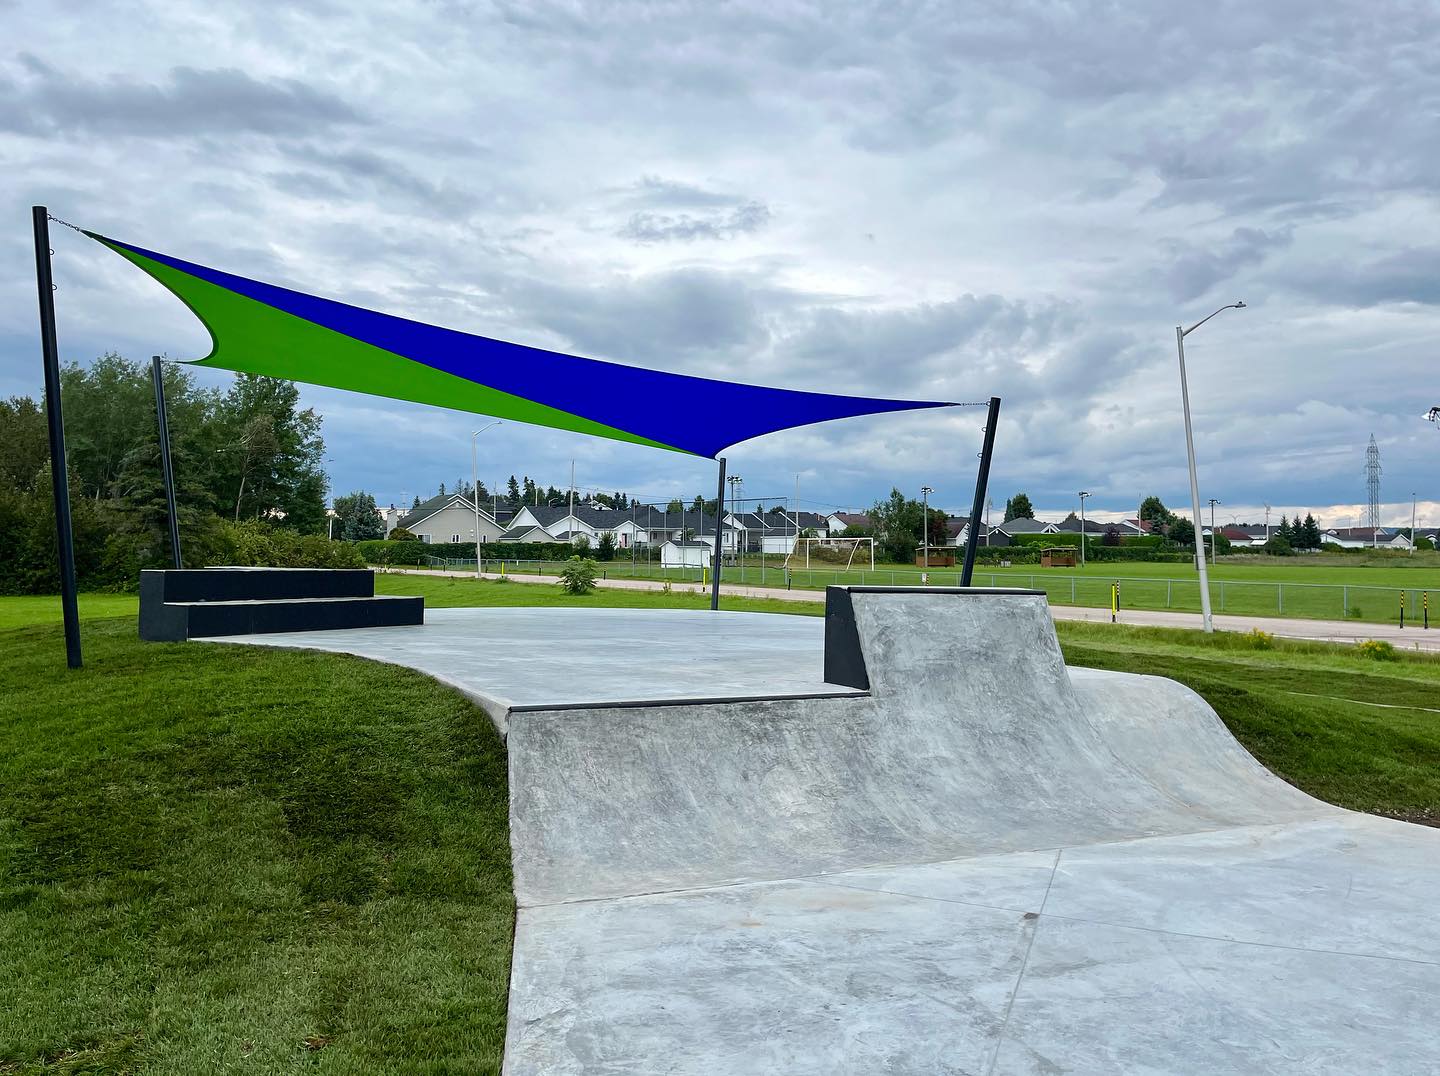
xmin=983 ymin=848 xmax=1062 ymax=1076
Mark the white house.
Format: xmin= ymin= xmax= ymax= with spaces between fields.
xmin=1321 ymin=527 xmax=1412 ymax=550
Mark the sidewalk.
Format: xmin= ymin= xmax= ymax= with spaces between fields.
xmin=387 ymin=568 xmax=1440 ymax=653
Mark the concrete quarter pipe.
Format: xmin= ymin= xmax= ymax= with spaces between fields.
xmin=503 ymin=588 xmax=1440 ymax=1074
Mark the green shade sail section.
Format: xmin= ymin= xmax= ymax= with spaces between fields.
xmin=90 ymin=231 xmax=958 ymax=457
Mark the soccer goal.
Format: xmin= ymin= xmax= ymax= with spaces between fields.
xmin=784 ymin=536 xmax=876 ymax=571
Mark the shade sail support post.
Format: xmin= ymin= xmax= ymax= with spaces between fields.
xmin=710 ymin=457 xmax=726 ymax=610
xmin=32 ymin=206 xmax=82 ymax=667
xmin=151 ymin=356 xmax=182 ymax=569
xmin=961 ymin=396 xmax=1001 ymax=587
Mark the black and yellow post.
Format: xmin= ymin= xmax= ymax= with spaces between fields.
xmin=1400 ymin=591 xmax=1405 ymax=629
xmin=1110 ymin=582 xmax=1118 ymax=623
xmin=1425 ymin=591 xmax=1429 ymax=630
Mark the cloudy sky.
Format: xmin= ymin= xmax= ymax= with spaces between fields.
xmin=2 ymin=1 xmax=1437 ymax=527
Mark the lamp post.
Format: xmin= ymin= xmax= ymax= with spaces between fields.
xmin=1176 ymin=301 xmax=1245 ymax=632
xmin=1411 ymin=492 xmax=1417 ymax=556
xmin=1208 ymin=498 xmax=1221 ymax=565
xmin=471 ymin=421 xmax=501 ymax=576
xmin=728 ymin=473 xmax=743 ymax=568
xmin=920 ymin=485 xmax=933 ymax=566
xmin=1078 ymin=491 xmax=1091 ymax=567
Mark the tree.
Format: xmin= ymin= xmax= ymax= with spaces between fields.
xmin=211 ymin=374 xmax=327 ymax=532
xmin=388 ymin=526 xmax=419 ymax=541
xmin=333 ymin=491 xmax=385 ymax=541
xmin=1264 ymin=533 xmax=1294 ymax=556
xmin=0 ymin=396 xmax=49 ymax=493
xmin=1301 ymin=513 xmax=1322 ymax=551
xmin=869 ymin=488 xmax=926 ymax=563
xmin=438 ymin=482 xmax=447 ymax=496
xmin=1101 ymin=527 xmax=1122 ymax=547
xmin=1138 ymin=496 xmax=1175 ymax=532
xmin=1003 ymin=493 xmax=1034 ymax=522
xmin=665 ymin=498 xmax=685 ymax=514
xmin=1169 ymin=517 xmax=1195 ymax=547
xmin=597 ymin=531 xmax=616 ymax=561
xmin=412 ymin=495 xmax=422 ymax=509
xmin=506 ymin=475 xmax=522 ymax=509
xmin=522 ymin=476 xmax=537 ymax=504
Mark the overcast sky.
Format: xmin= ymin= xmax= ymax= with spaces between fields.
xmin=2 ymin=1 xmax=1437 ymax=526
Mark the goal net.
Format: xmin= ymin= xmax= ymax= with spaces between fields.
xmin=784 ymin=536 xmax=876 ymax=571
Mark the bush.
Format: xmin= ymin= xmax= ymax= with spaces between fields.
xmin=387 ymin=526 xmax=419 ymax=541
xmin=556 ymin=556 xmax=598 ymax=595
xmin=1238 ymin=628 xmax=1275 ymax=650
xmin=216 ymin=520 xmax=367 ymax=569
xmin=1356 ymin=639 xmax=1397 ymax=661
xmin=596 ymin=532 xmax=615 ymax=561
xmin=354 ymin=539 xmax=568 ymax=565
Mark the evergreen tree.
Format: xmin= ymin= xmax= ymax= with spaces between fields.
xmin=334 ymin=490 xmax=385 ymax=541
xmin=522 ymin=476 xmax=537 ymax=504
xmin=1003 ymin=492 xmax=1035 ymax=522
xmin=506 ymin=475 xmax=522 ymax=509
xmin=1301 ymin=513 xmax=1322 ymax=550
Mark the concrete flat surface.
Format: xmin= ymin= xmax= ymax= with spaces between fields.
xmin=499 ymin=590 xmax=1440 ymax=1074
xmin=201 ymin=606 xmax=857 ymax=732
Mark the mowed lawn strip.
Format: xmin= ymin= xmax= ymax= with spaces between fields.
xmin=0 ymin=615 xmax=513 ymax=1074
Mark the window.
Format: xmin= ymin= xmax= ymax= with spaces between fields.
xmin=419 ymin=534 xmax=431 ymax=543
xmin=452 ymin=533 xmax=462 ymax=543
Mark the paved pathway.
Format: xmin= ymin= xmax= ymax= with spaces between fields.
xmin=387 ymin=567 xmax=1440 ymax=652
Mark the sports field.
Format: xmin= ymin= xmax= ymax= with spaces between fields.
xmin=424 ymin=552 xmax=1440 ymax=625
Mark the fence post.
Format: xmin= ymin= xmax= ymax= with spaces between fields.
xmin=1219 ymin=580 xmax=1225 ymax=611
xmin=1400 ymin=591 xmax=1405 ymax=629
xmin=1343 ymin=585 xmax=1348 ymax=617
xmin=1071 ymin=578 xmax=1076 ymax=603
xmin=1425 ymin=591 xmax=1429 ymax=629
xmin=1278 ymin=583 xmax=1283 ymax=614
xmin=1166 ymin=579 xmax=1172 ymax=608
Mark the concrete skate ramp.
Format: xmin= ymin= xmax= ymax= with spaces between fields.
xmin=505 ymin=589 xmax=1440 ymax=1074
xmin=507 ymin=588 xmax=1323 ymax=905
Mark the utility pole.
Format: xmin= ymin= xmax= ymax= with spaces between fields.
xmin=1208 ymin=498 xmax=1221 ymax=564
xmin=1411 ymin=492 xmax=1417 ymax=556
xmin=1078 ymin=491 xmax=1091 ymax=567
xmin=471 ymin=421 xmax=500 ymax=576
xmin=1264 ymin=503 xmax=1271 ymax=544
xmin=727 ymin=473 xmax=743 ymax=565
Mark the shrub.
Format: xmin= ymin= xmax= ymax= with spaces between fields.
xmin=572 ymin=535 xmax=592 ymax=555
xmin=597 ymin=532 xmax=616 ymax=561
xmin=1356 ymin=639 xmax=1397 ymax=661
xmin=387 ymin=526 xmax=419 ymax=541
xmin=215 ymin=520 xmax=366 ymax=570
xmin=556 ymin=556 xmax=598 ymax=595
xmin=1238 ymin=628 xmax=1275 ymax=650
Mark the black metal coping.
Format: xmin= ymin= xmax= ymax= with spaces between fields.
xmin=826 ymin=585 xmax=1046 ymax=596
xmin=506 ymin=689 xmax=869 ymax=714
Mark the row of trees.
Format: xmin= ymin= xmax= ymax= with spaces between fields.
xmin=0 ymin=354 xmax=332 ymax=593
xmin=421 ymin=477 xmax=639 ymax=512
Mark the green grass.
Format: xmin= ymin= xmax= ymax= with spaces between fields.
xmin=412 ymin=551 xmax=1440 ymax=624
xmin=0 ymin=593 xmax=139 ymax=631
xmin=0 ymin=615 xmax=513 ymax=1074
xmin=4 ymin=581 xmax=1438 ymax=1070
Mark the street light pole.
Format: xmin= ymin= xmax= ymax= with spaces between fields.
xmin=471 ymin=421 xmax=501 ymax=576
xmin=1176 ymin=301 xmax=1245 ymax=633
xmin=920 ymin=485 xmax=933 ymax=567
xmin=1078 ymin=491 xmax=1091 ymax=567
xmin=1208 ymin=498 xmax=1221 ymax=565
xmin=1411 ymin=493 xmax=1417 ymax=556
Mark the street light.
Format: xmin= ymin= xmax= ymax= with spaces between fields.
xmin=470 ymin=421 xmax=501 ymax=577
xmin=1207 ymin=498 xmax=1221 ymax=565
xmin=1176 ymin=301 xmax=1245 ymax=632
xmin=1078 ymin=491 xmax=1091 ymax=567
xmin=920 ymin=485 xmax=933 ymax=566
xmin=1411 ymin=492 xmax=1418 ymax=556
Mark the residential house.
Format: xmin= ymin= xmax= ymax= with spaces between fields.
xmin=988 ymin=516 xmax=1058 ymax=538
xmin=659 ymin=539 xmax=715 ymax=568
xmin=1321 ymin=527 xmax=1412 ymax=550
xmin=397 ymin=494 xmax=506 ymax=545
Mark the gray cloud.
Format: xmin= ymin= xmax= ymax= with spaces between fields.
xmin=619 ymin=201 xmax=771 ymax=242
xmin=1 ymin=57 xmax=363 ymax=137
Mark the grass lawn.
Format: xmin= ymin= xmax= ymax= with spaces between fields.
xmin=1 ymin=614 xmax=513 ymax=1073
xmin=4 ymin=579 xmax=1437 ymax=1070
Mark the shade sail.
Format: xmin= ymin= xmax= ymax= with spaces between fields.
xmin=88 ymin=231 xmax=958 ymax=458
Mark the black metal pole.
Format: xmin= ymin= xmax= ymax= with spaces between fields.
xmin=151 ymin=355 xmax=183 ymax=568
xmin=32 ymin=206 xmax=82 ymax=668
xmin=960 ymin=396 xmax=1001 ymax=587
xmin=710 ymin=457 xmax=726 ymax=610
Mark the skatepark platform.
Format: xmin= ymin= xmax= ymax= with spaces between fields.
xmin=203 ymin=588 xmax=1440 ymax=1073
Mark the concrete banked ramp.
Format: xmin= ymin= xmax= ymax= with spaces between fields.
xmin=504 ymin=588 xmax=1439 ymax=1074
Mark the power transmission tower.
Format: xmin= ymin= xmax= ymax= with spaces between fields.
xmin=1365 ymin=434 xmax=1382 ymax=546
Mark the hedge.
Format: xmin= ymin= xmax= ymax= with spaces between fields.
xmin=355 ymin=539 xmax=573 ymax=565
